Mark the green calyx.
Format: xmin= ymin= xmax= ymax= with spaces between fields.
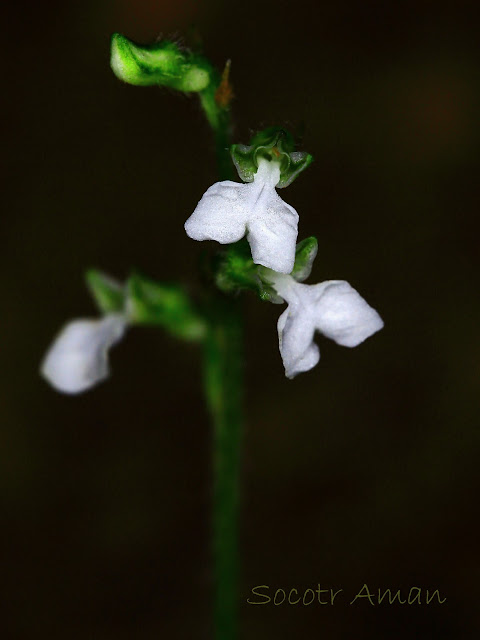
xmin=215 ymin=240 xmax=282 ymax=303
xmin=110 ymin=33 xmax=214 ymax=92
xmin=86 ymin=269 xmax=206 ymax=341
xmin=230 ymin=127 xmax=313 ymax=188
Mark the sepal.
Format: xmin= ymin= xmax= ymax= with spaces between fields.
xmin=230 ymin=127 xmax=313 ymax=188
xmin=110 ymin=33 xmax=213 ymax=92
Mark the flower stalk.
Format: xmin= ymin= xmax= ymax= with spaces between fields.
xmin=199 ymin=60 xmax=235 ymax=181
xmin=203 ymin=296 xmax=243 ymax=640
xmin=199 ymin=77 xmax=243 ymax=639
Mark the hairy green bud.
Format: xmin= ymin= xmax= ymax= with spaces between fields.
xmin=110 ymin=33 xmax=213 ymax=92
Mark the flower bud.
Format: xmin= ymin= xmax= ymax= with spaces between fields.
xmin=110 ymin=33 xmax=212 ymax=92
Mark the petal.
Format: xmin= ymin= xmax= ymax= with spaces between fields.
xmin=247 ymin=190 xmax=298 ymax=273
xmin=310 ymin=281 xmax=384 ymax=347
xmin=184 ymin=181 xmax=250 ymax=245
xmin=278 ymin=307 xmax=319 ymax=378
xmin=40 ymin=314 xmax=126 ymax=394
xmin=185 ymin=160 xmax=299 ymax=273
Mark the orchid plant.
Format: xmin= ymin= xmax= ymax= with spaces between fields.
xmin=40 ymin=33 xmax=383 ymax=639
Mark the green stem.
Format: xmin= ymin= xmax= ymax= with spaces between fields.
xmin=199 ymin=79 xmax=242 ymax=639
xmin=203 ymin=297 xmax=243 ymax=640
xmin=199 ymin=87 xmax=235 ymax=181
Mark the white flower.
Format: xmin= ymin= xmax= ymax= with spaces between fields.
xmin=268 ymin=273 xmax=384 ymax=378
xmin=40 ymin=313 xmax=126 ymax=394
xmin=184 ymin=158 xmax=299 ymax=274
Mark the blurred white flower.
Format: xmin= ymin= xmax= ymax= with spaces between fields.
xmin=184 ymin=158 xmax=299 ymax=274
xmin=268 ymin=273 xmax=384 ymax=378
xmin=40 ymin=314 xmax=126 ymax=394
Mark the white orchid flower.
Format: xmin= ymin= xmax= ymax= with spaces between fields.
xmin=40 ymin=313 xmax=126 ymax=394
xmin=184 ymin=158 xmax=299 ymax=274
xmin=267 ymin=272 xmax=384 ymax=379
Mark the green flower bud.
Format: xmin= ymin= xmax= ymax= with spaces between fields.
xmin=110 ymin=33 xmax=213 ymax=92
xmin=230 ymin=127 xmax=313 ymax=188
xmin=86 ymin=270 xmax=125 ymax=314
xmin=126 ymin=272 xmax=206 ymax=341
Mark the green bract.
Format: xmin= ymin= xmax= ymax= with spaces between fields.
xmin=126 ymin=272 xmax=206 ymax=340
xmin=87 ymin=269 xmax=206 ymax=341
xmin=214 ymin=238 xmax=319 ymax=302
xmin=258 ymin=237 xmax=319 ymax=291
xmin=290 ymin=236 xmax=318 ymax=282
xmin=86 ymin=270 xmax=125 ymax=314
xmin=215 ymin=241 xmax=282 ymax=303
xmin=230 ymin=127 xmax=313 ymax=188
xmin=110 ymin=33 xmax=213 ymax=92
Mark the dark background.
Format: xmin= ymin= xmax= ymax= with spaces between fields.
xmin=2 ymin=0 xmax=479 ymax=637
